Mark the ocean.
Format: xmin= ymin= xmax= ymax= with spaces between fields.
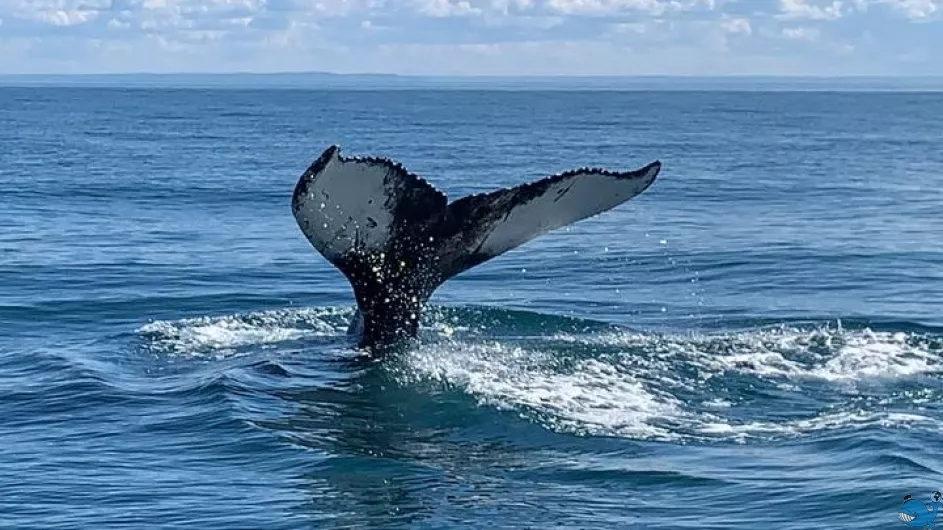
xmin=2 ymin=83 xmax=942 ymax=529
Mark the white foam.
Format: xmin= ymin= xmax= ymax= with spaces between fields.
xmin=552 ymin=325 xmax=943 ymax=383
xmin=138 ymin=306 xmax=943 ymax=443
xmin=139 ymin=307 xmax=351 ymax=356
xmin=401 ymin=340 xmax=686 ymax=441
xmin=810 ymin=330 xmax=939 ymax=381
xmin=399 ymin=322 xmax=943 ymax=442
xmin=695 ymin=410 xmax=941 ymax=442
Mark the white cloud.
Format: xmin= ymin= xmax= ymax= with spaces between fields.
xmin=609 ymin=20 xmax=648 ymax=33
xmin=35 ymin=9 xmax=98 ymax=25
xmin=5 ymin=0 xmax=111 ymax=26
xmin=721 ymin=16 xmax=751 ymax=34
xmin=401 ymin=0 xmax=719 ymax=16
xmin=856 ymin=0 xmax=938 ymax=18
xmin=542 ymin=0 xmax=713 ymax=15
xmin=778 ymin=0 xmax=844 ymax=19
xmin=0 ymin=0 xmax=939 ymax=74
xmin=480 ymin=14 xmax=565 ymax=28
xmin=415 ymin=0 xmax=481 ymax=17
xmin=782 ymin=25 xmax=820 ymax=39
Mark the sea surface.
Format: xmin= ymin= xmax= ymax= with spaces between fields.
xmin=2 ymin=85 xmax=942 ymax=529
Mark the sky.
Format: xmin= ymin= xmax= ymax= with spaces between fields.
xmin=0 ymin=0 xmax=939 ymax=75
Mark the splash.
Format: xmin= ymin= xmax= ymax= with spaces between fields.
xmin=695 ymin=410 xmax=941 ymax=442
xmin=138 ymin=307 xmax=352 ymax=356
xmin=402 ymin=340 xmax=686 ymax=441
xmin=552 ymin=324 xmax=943 ymax=383
xmin=400 ymin=321 xmax=943 ymax=443
xmin=136 ymin=305 xmax=943 ymax=443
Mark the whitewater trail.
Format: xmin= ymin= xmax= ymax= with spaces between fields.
xmin=137 ymin=306 xmax=943 ymax=443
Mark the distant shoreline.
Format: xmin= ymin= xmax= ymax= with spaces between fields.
xmin=2 ymin=73 xmax=942 ymax=91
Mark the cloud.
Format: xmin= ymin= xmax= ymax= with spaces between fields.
xmin=777 ymin=0 xmax=843 ymax=20
xmin=5 ymin=0 xmax=110 ymax=27
xmin=856 ymin=0 xmax=938 ymax=19
xmin=0 ymin=0 xmax=939 ymax=74
xmin=541 ymin=0 xmax=711 ymax=15
xmin=415 ymin=0 xmax=481 ymax=17
xmin=404 ymin=0 xmax=718 ymax=17
xmin=721 ymin=16 xmax=751 ymax=35
xmin=782 ymin=25 xmax=821 ymax=39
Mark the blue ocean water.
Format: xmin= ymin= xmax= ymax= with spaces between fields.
xmin=2 ymin=85 xmax=943 ymax=529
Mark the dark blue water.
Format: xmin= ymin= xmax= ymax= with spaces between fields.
xmin=2 ymin=87 xmax=943 ymax=529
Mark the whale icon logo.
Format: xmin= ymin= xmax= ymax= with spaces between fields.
xmin=898 ymin=492 xmax=943 ymax=528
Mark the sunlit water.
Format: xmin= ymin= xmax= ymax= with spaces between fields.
xmin=2 ymin=87 xmax=942 ymax=529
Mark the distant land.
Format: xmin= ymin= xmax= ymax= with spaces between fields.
xmin=1 ymin=72 xmax=942 ymax=91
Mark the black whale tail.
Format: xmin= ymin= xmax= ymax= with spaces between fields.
xmin=291 ymin=145 xmax=661 ymax=353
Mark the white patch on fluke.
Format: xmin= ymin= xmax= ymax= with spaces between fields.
xmin=477 ymin=165 xmax=660 ymax=258
xmin=293 ymin=150 xmax=398 ymax=261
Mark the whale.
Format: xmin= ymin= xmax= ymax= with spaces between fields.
xmin=291 ymin=145 xmax=662 ymax=355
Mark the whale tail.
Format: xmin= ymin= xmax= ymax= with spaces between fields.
xmin=291 ymin=145 xmax=661 ymax=353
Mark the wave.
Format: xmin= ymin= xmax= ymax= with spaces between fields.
xmin=550 ymin=324 xmax=943 ymax=382
xmin=135 ymin=306 xmax=943 ymax=443
xmin=138 ymin=307 xmax=352 ymax=356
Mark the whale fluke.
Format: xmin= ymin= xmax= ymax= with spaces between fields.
xmin=291 ymin=145 xmax=661 ymax=353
